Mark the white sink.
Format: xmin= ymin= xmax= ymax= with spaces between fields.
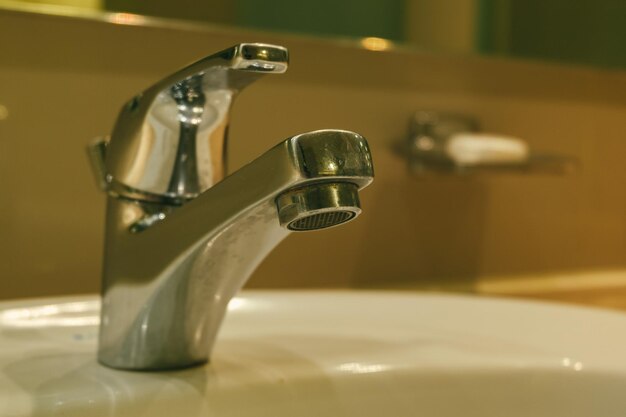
xmin=1 ymin=291 xmax=625 ymax=416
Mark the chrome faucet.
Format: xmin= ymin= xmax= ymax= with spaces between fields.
xmin=87 ymin=43 xmax=374 ymax=370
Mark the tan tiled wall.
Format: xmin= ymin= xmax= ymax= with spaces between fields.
xmin=1 ymin=9 xmax=625 ymax=300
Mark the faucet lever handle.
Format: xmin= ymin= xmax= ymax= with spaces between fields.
xmin=100 ymin=43 xmax=289 ymax=203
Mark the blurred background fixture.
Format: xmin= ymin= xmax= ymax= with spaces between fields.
xmin=399 ymin=111 xmax=580 ymax=175
xmin=3 ymin=0 xmax=626 ymax=70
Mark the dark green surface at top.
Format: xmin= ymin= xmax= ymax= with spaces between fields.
xmin=104 ymin=0 xmax=626 ymax=70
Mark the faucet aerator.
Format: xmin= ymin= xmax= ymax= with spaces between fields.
xmin=276 ymin=182 xmax=361 ymax=231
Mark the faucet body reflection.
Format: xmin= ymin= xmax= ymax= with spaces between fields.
xmin=88 ymin=43 xmax=374 ymax=370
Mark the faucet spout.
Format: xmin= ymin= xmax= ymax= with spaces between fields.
xmin=89 ymin=44 xmax=374 ymax=371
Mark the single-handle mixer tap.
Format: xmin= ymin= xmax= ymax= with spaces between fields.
xmin=87 ymin=43 xmax=374 ymax=370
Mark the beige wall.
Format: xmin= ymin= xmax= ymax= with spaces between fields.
xmin=1 ymin=9 xmax=625 ymax=300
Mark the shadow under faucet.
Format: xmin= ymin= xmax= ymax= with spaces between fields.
xmin=87 ymin=43 xmax=374 ymax=371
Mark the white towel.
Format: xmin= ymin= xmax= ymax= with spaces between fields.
xmin=445 ymin=133 xmax=529 ymax=166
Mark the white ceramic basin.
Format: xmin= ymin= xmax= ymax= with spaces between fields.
xmin=1 ymin=291 xmax=625 ymax=416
